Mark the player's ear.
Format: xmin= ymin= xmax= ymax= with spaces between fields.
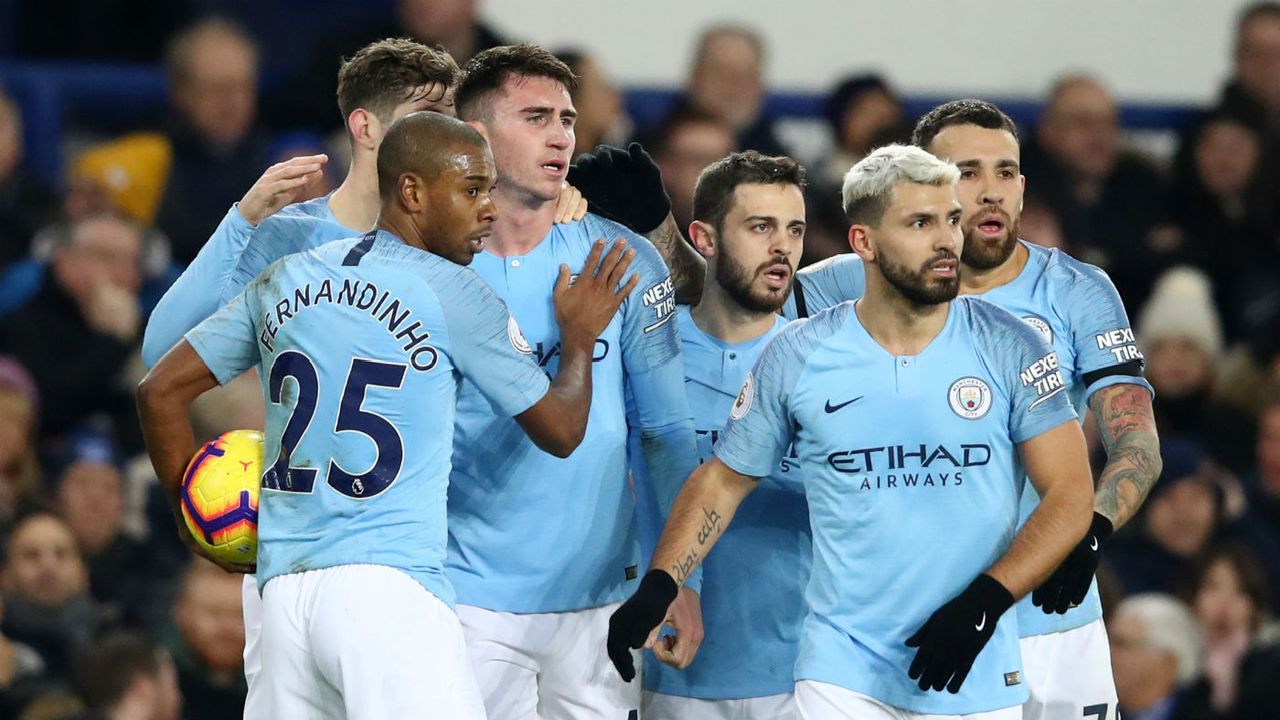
xmin=688 ymin=220 xmax=716 ymax=259
xmin=849 ymin=224 xmax=874 ymax=261
xmin=347 ymin=108 xmax=379 ymax=152
xmin=399 ymin=172 xmax=425 ymax=212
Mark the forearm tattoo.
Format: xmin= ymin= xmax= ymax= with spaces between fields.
xmin=1091 ymin=384 xmax=1161 ymax=528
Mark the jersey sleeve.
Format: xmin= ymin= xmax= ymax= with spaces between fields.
xmin=1061 ymin=261 xmax=1153 ymax=401
xmin=183 ymin=281 xmax=261 ymax=386
xmin=972 ymin=300 xmax=1078 ymax=444
xmin=438 ymin=268 xmax=550 ymax=417
xmin=141 ymin=205 xmax=256 ymax=367
xmin=714 ymin=322 xmax=807 ymax=477
xmin=781 ymin=253 xmax=866 ymax=320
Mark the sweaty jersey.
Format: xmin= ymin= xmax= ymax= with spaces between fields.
xmin=716 ymin=298 xmax=1077 ymax=714
xmin=143 ymin=197 xmax=359 ymax=368
xmin=185 ymin=231 xmax=551 ymax=607
xmin=645 ymin=308 xmax=810 ymax=700
xmin=782 ymin=242 xmax=1151 ymax=636
xmin=447 ymin=214 xmax=697 ymax=613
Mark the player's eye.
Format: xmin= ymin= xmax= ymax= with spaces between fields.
xmin=959 ymin=169 xmax=977 ymax=179
xmin=948 ymin=215 xmax=961 ymax=225
xmin=467 ymin=186 xmax=479 ymax=197
xmin=1000 ymin=170 xmax=1015 ymax=179
xmin=912 ymin=219 xmax=928 ymax=229
xmin=753 ymin=223 xmax=769 ymax=232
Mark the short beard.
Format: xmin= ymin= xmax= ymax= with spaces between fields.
xmin=961 ymin=216 xmax=1021 ymax=270
xmin=715 ymin=253 xmax=792 ymax=314
xmin=878 ymin=250 xmax=960 ymax=307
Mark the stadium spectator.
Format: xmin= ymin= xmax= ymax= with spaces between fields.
xmin=53 ymin=434 xmax=170 ymax=630
xmin=0 ymin=356 xmax=40 ymax=526
xmin=0 ymin=213 xmax=144 ymax=451
xmin=1110 ymin=594 xmax=1214 ymax=720
xmin=1107 ymin=438 xmax=1226 ymax=596
xmin=160 ymin=560 xmax=244 ymax=720
xmin=0 ymin=513 xmax=102 ymax=683
xmin=1180 ymin=544 xmax=1276 ymax=716
xmin=806 ymin=74 xmax=908 ymax=265
xmin=671 ymin=25 xmax=785 ymax=156
xmin=1022 ymin=74 xmax=1167 ymax=308
xmin=0 ymin=89 xmax=58 ymax=270
xmin=72 ymin=631 xmax=181 ymax=720
xmin=1219 ymin=2 xmax=1280 ymax=138
xmin=1166 ymin=107 xmax=1279 ymax=342
xmin=1230 ymin=394 xmax=1280 ymax=593
xmin=1137 ymin=267 xmax=1255 ymax=473
xmin=651 ymin=109 xmax=736 ymax=235
xmin=154 ymin=18 xmax=270 ymax=265
xmin=559 ymin=49 xmax=629 ymax=160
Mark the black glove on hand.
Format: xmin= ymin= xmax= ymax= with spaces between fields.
xmin=906 ymin=573 xmax=1014 ymax=693
xmin=606 ymin=569 xmax=678 ymax=682
xmin=567 ymin=142 xmax=672 ymax=234
xmin=1032 ymin=512 xmax=1114 ymax=615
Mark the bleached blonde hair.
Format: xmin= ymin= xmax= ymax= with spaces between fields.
xmin=841 ymin=144 xmax=959 ymax=226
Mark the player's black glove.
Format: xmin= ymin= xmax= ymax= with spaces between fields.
xmin=1031 ymin=512 xmax=1113 ymax=615
xmin=606 ymin=569 xmax=678 ymax=682
xmin=567 ymin=142 xmax=672 ymax=234
xmin=906 ymin=573 xmax=1014 ymax=693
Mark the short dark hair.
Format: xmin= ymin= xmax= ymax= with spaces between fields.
xmin=336 ymin=38 xmax=460 ymax=124
xmin=911 ymin=99 xmax=1019 ymax=152
xmin=692 ymin=151 xmax=806 ymax=233
xmin=647 ymin=104 xmax=734 ymax=159
xmin=74 ymin=632 xmax=164 ymax=710
xmin=377 ymin=111 xmax=487 ymax=200
xmin=1180 ymin=543 xmax=1272 ymax=629
xmin=455 ymin=43 xmax=578 ymax=121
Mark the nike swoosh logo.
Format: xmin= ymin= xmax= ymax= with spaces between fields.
xmin=824 ymin=396 xmax=864 ymax=413
xmin=1090 ymin=536 xmax=1099 ymax=551
xmin=975 ymin=613 xmax=986 ymax=632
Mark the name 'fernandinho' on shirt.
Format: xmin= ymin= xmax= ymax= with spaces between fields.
xmin=257 ymin=277 xmax=438 ymax=372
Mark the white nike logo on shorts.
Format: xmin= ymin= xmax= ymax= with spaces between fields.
xmin=975 ymin=613 xmax=986 ymax=632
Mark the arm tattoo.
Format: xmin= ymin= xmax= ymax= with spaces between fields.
xmin=1090 ymin=383 xmax=1161 ymax=529
xmin=696 ymin=507 xmax=723 ymax=545
xmin=672 ymin=507 xmax=723 ymax=583
xmin=672 ymin=550 xmax=701 ymax=584
xmin=644 ymin=215 xmax=705 ymax=306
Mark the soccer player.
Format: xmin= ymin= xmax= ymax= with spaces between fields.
xmin=136 ymin=38 xmax=589 ymax=718
xmin=136 ymin=112 xmax=638 ymax=719
xmin=608 ymin=144 xmax=1096 ymax=719
xmin=780 ymin=100 xmax=1161 ymax=720
xmin=640 ymin=150 xmax=810 ymax=720
xmin=448 ymin=44 xmax=699 ymax=718
xmin=140 ymin=38 xmax=589 ymax=369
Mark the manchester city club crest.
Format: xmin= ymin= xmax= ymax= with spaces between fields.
xmin=730 ymin=371 xmax=754 ymax=421
xmin=948 ymin=377 xmax=992 ymax=419
xmin=1022 ymin=316 xmax=1053 ymax=343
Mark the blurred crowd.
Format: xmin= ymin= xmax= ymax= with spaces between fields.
xmin=1 ymin=1 xmax=1280 ymax=718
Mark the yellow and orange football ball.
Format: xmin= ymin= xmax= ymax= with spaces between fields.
xmin=180 ymin=429 xmax=263 ymax=565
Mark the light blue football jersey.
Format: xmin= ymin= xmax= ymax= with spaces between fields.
xmin=185 ymin=231 xmax=551 ymax=607
xmin=781 ymin=242 xmax=1151 ymax=636
xmin=447 ymin=214 xmax=697 ymax=613
xmin=143 ymin=197 xmax=359 ymax=368
xmin=644 ymin=307 xmax=810 ymax=700
xmin=716 ymin=297 xmax=1077 ymax=714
